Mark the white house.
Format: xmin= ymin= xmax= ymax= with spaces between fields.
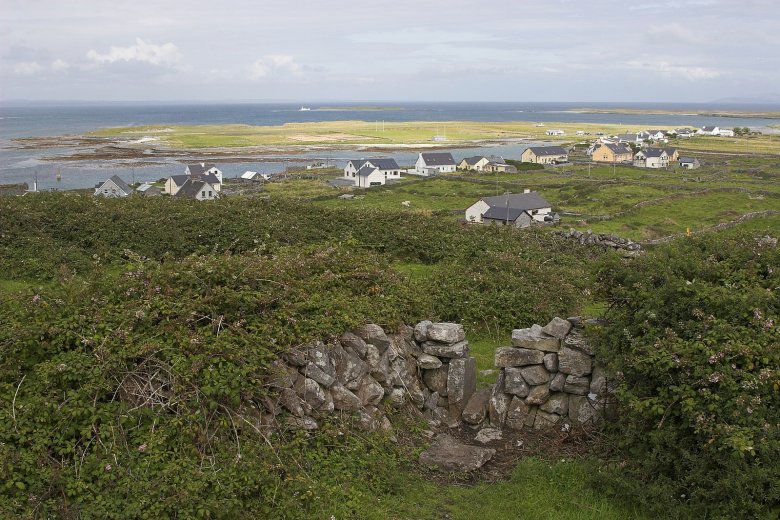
xmin=354 ymin=165 xmax=386 ymax=187
xmin=465 ymin=190 xmax=553 ymax=228
xmin=634 ymin=148 xmax=669 ymax=169
xmin=698 ymin=126 xmax=720 ymax=136
xmin=642 ymin=130 xmax=668 ymax=141
xmin=165 ymin=173 xmax=222 ymax=195
xmin=186 ymin=163 xmax=223 ymax=184
xmin=679 ymin=156 xmax=701 ymax=169
xmin=675 ymin=128 xmax=696 ymax=138
xmin=616 ymin=133 xmax=643 ymax=145
xmin=344 ymin=158 xmax=402 ymax=182
xmin=414 ymin=152 xmax=456 ymax=176
xmin=174 ymin=179 xmax=220 ymax=201
xmin=94 ymin=175 xmax=133 ymax=197
xmin=458 ymin=155 xmax=507 ymax=172
xmin=717 ymin=128 xmax=735 ymax=137
xmin=545 ymin=129 xmax=565 ymax=136
xmin=241 ymin=171 xmax=271 ymax=181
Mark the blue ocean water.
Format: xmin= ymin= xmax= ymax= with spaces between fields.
xmin=2 ymin=101 xmax=779 ymax=190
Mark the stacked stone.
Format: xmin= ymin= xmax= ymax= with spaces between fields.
xmin=462 ymin=317 xmax=607 ymax=431
xmin=561 ymin=228 xmax=641 ymax=254
xmin=261 ymin=321 xmax=475 ymax=432
xmin=414 ymin=321 xmax=477 ymax=427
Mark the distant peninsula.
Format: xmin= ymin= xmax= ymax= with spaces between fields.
xmin=566 ymin=107 xmax=780 ymax=119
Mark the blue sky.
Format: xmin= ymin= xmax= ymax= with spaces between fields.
xmin=1 ymin=0 xmax=778 ymax=102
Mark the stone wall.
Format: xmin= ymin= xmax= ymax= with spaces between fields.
xmin=260 ymin=318 xmax=608 ymax=435
xmin=559 ymin=228 xmax=641 ymax=254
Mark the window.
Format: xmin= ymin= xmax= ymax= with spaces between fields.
xmin=201 ymin=191 xmax=206 ymax=197
xmin=208 ymin=191 xmax=212 ymax=197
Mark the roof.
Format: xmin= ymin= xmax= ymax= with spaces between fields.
xmin=482 ymin=206 xmax=530 ymax=222
xmin=241 ymin=171 xmax=259 ymax=179
xmin=420 ymin=152 xmax=455 ymax=166
xmin=702 ymin=126 xmax=717 ymax=131
xmin=175 ymin=179 xmax=216 ymax=199
xmin=679 ymin=156 xmax=699 ymax=163
xmin=356 ymin=165 xmax=380 ymax=177
xmin=637 ymin=148 xmax=667 ymax=158
xmin=98 ymin=175 xmax=133 ymax=195
xmin=169 ymin=175 xmax=190 ymax=186
xmin=186 ymin=163 xmax=218 ymax=175
xmin=461 ymin=156 xmax=485 ymax=165
xmin=662 ymin=147 xmax=677 ymax=154
xmin=368 ymin=158 xmax=400 ymax=170
xmin=526 ymin=146 xmax=567 ymax=156
xmin=191 ymin=172 xmax=221 ymax=185
xmin=597 ymin=143 xmax=633 ymax=155
xmin=617 ymin=133 xmax=639 ymax=141
xmin=136 ymin=183 xmax=156 ymax=192
xmin=481 ymin=192 xmax=551 ymax=212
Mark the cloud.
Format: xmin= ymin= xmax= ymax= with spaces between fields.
xmin=86 ymin=38 xmax=180 ymax=67
xmin=348 ymin=28 xmax=497 ymax=45
xmin=13 ymin=61 xmax=43 ymax=76
xmin=646 ymin=23 xmax=705 ymax=45
xmin=624 ymin=59 xmax=721 ymax=80
xmin=51 ymin=59 xmax=69 ymax=71
xmin=249 ymin=55 xmax=303 ymax=80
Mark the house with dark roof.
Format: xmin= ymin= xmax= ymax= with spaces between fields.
xmin=343 ymin=158 xmax=401 ymax=183
xmin=616 ymin=133 xmax=643 ymax=145
xmin=174 ymin=179 xmax=219 ymax=201
xmin=678 ymin=156 xmax=701 ymax=169
xmin=662 ymin=147 xmax=679 ymax=162
xmin=520 ymin=146 xmax=568 ymax=165
xmin=465 ymin=190 xmax=555 ymax=228
xmin=634 ymin=148 xmax=670 ymax=168
xmin=457 ymin=155 xmax=508 ymax=172
xmin=185 ymin=163 xmax=223 ymax=183
xmin=94 ymin=175 xmax=134 ymax=197
xmin=414 ymin=152 xmax=456 ymax=176
xmin=590 ymin=142 xmax=633 ymax=163
xmin=165 ymin=172 xmax=221 ymax=195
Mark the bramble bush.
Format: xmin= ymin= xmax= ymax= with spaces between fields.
xmin=593 ymin=234 xmax=780 ymax=519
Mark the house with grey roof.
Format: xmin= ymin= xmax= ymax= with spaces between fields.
xmin=414 ymin=152 xmax=456 ymax=176
xmin=520 ymin=146 xmax=568 ymax=165
xmin=634 ymin=148 xmax=670 ymax=168
xmin=94 ymin=175 xmax=134 ymax=198
xmin=343 ymin=158 xmax=401 ymax=183
xmin=185 ymin=162 xmax=223 ymax=183
xmin=465 ymin=190 xmax=555 ymax=228
xmin=174 ymin=179 xmax=219 ymax=201
xmin=591 ymin=142 xmax=633 ymax=163
xmin=165 ymin=172 xmax=221 ymax=195
xmin=616 ymin=133 xmax=643 ymax=145
xmin=457 ymin=155 xmax=508 ymax=172
xmin=678 ymin=156 xmax=701 ymax=169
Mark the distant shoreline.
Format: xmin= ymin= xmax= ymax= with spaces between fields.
xmin=566 ymin=108 xmax=780 ymax=119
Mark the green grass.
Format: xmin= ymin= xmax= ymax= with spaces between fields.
xmin=363 ymin=457 xmax=651 ymax=520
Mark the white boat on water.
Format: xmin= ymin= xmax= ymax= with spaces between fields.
xmin=299 ymin=106 xmax=311 ymax=111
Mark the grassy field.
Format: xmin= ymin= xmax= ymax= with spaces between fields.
xmin=90 ymin=120 xmax=675 ymax=148
xmin=670 ymin=134 xmax=780 ymax=155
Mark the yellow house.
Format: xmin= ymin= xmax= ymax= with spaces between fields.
xmin=521 ymin=146 xmax=568 ymax=164
xmin=590 ymin=143 xmax=633 ymax=163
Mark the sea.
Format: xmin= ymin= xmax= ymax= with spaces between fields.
xmin=2 ymin=101 xmax=779 ymax=190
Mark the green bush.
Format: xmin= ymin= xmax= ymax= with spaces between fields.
xmin=593 ymin=234 xmax=780 ymax=519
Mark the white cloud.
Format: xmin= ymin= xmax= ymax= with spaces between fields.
xmin=624 ymin=60 xmax=721 ymax=80
xmin=86 ymin=38 xmax=180 ymax=67
xmin=249 ymin=55 xmax=303 ymax=80
xmin=13 ymin=61 xmax=42 ymax=76
xmin=51 ymin=59 xmax=69 ymax=71
xmin=348 ymin=28 xmax=497 ymax=45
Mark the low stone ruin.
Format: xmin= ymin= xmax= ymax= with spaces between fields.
xmin=560 ymin=228 xmax=641 ymax=254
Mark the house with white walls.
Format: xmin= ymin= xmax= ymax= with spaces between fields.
xmin=413 ymin=152 xmax=456 ymax=176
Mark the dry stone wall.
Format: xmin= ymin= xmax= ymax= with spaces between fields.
xmin=260 ymin=318 xmax=608 ymax=437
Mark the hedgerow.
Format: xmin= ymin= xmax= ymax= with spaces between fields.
xmin=593 ymin=234 xmax=780 ymax=519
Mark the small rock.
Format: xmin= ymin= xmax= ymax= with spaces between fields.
xmin=541 ymin=317 xmax=573 ymax=339
xmin=543 ymin=353 xmax=559 ymax=372
xmin=494 ymin=347 xmax=545 ymax=367
xmin=340 ymin=332 xmax=368 ymax=359
xmin=461 ymin=388 xmax=491 ymax=425
xmin=357 ymin=376 xmax=384 ymax=406
xmin=303 ymin=362 xmax=336 ymax=388
xmin=549 ymin=372 xmax=567 ymax=392
xmin=387 ymin=387 xmax=406 ymax=408
xmin=413 ymin=320 xmax=433 ymax=342
xmin=417 ymin=353 xmax=443 ymax=369
xmin=511 ymin=328 xmax=561 ymax=352
xmin=519 ymin=365 xmax=550 ymax=386
xmin=474 ymin=428 xmax=503 ymax=444
xmin=447 ymin=357 xmax=477 ymax=409
xmin=424 ymin=391 xmax=440 ymax=411
xmin=331 ymin=384 xmax=363 ymax=411
xmin=525 ymin=384 xmax=550 ymax=405
xmin=353 ymin=324 xmax=391 ymax=353
xmin=504 ymin=367 xmax=530 ymax=397
xmin=278 ymin=388 xmax=304 ymax=417
xmin=422 ymin=365 xmax=449 ymax=396
xmin=505 ymin=397 xmax=536 ymax=430
xmin=539 ymin=392 xmax=569 ymax=416
xmin=422 ymin=340 xmax=470 ymax=359
xmin=286 ymin=416 xmax=318 ymax=430
xmin=533 ymin=411 xmax=561 ymax=429
xmin=563 ymin=375 xmax=590 ymax=395
xmin=558 ymin=347 xmax=592 ymax=376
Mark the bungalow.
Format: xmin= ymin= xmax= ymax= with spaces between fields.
xmin=165 ymin=173 xmax=222 ymax=195
xmin=634 ymin=148 xmax=669 ymax=169
xmin=353 ymin=165 xmax=387 ymax=187
xmin=521 ymin=146 xmax=568 ymax=165
xmin=678 ymin=156 xmax=701 ymax=169
xmin=186 ymin=163 xmax=223 ymax=183
xmin=642 ymin=130 xmax=667 ymax=141
xmin=590 ymin=143 xmax=633 ymax=163
xmin=674 ymin=128 xmax=696 ymax=138
xmin=484 ymin=161 xmax=517 ymax=173
xmin=344 ymin=158 xmax=402 ymax=181
xmin=241 ymin=171 xmax=271 ymax=181
xmin=616 ymin=133 xmax=643 ymax=145
xmin=698 ymin=126 xmax=720 ymax=136
xmin=94 ymin=175 xmax=133 ymax=198
xmin=135 ymin=183 xmax=161 ymax=197
xmin=717 ymin=128 xmax=735 ymax=137
xmin=465 ymin=190 xmax=553 ymax=228
xmin=458 ymin=156 xmax=491 ymax=171
xmin=174 ymin=179 xmax=219 ymax=201
xmin=662 ymin=147 xmax=679 ymax=162
xmin=414 ymin=152 xmax=456 ymax=176
xmin=545 ymin=129 xmax=565 ymax=136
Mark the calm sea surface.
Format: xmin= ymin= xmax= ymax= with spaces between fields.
xmin=2 ymin=101 xmax=779 ymax=190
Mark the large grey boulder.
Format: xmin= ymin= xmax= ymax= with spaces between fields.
xmin=413 ymin=320 xmax=433 ymax=342
xmin=427 ymin=323 xmax=466 ymax=344
xmin=447 ymin=357 xmax=477 ymax=410
xmin=504 ymin=368 xmax=530 ymax=397
xmin=494 ymin=347 xmax=545 ymax=367
xmin=417 ymin=354 xmax=443 ymax=369
xmin=558 ymin=347 xmax=592 ymax=376
xmin=422 ymin=340 xmax=469 ymax=359
xmin=539 ymin=392 xmax=569 ymax=415
xmin=541 ymin=317 xmax=573 ymax=339
xmin=419 ymin=434 xmax=495 ymax=472
xmin=303 ymin=362 xmax=336 ymax=388
xmin=331 ymin=384 xmax=363 ymax=411
xmin=563 ymin=375 xmax=590 ymax=395
xmin=519 ymin=365 xmax=551 ymax=386
xmin=461 ymin=388 xmax=491 ymax=425
xmin=511 ymin=328 xmax=561 ymax=352
xmin=525 ymin=383 xmax=550 ymax=405
xmin=422 ymin=365 xmax=449 ymax=396
xmin=353 ymin=324 xmax=391 ymax=353
xmin=340 ymin=332 xmax=368 ymax=359
xmin=505 ymin=397 xmax=536 ymax=430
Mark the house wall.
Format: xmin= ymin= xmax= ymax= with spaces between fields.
xmin=95 ymin=180 xmax=129 ymax=197
xmin=356 ymin=170 xmax=386 ymax=188
xmin=206 ymin=168 xmax=223 ymax=184
xmin=165 ymin=178 xmax=181 ymax=195
xmin=465 ymin=200 xmax=489 ymax=223
xmin=592 ymin=145 xmax=631 ymax=163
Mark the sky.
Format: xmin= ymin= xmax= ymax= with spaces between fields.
xmin=1 ymin=0 xmax=779 ymax=103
